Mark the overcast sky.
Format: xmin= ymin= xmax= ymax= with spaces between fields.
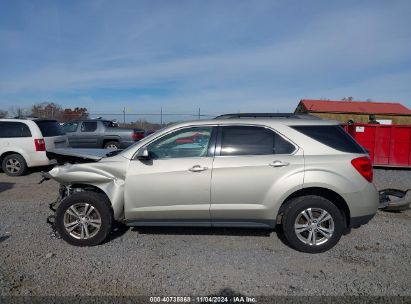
xmin=0 ymin=0 xmax=410 ymax=120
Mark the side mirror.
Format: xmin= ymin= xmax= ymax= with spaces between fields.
xmin=136 ymin=147 xmax=150 ymax=160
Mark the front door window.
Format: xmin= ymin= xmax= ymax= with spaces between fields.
xmin=147 ymin=127 xmax=213 ymax=159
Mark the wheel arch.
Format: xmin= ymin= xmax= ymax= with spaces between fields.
xmin=278 ymin=187 xmax=350 ymax=228
xmin=0 ymin=151 xmax=26 ymax=163
xmin=70 ymin=183 xmax=110 ymax=200
xmin=0 ymin=151 xmax=29 ymax=173
xmin=68 ymin=183 xmax=123 ymax=220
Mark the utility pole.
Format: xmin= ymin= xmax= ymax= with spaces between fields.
xmin=123 ymin=107 xmax=126 ymax=125
xmin=198 ymin=108 xmax=201 ymax=120
xmin=160 ymin=107 xmax=163 ymax=126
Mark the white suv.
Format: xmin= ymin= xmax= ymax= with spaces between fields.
xmin=0 ymin=118 xmax=68 ymax=176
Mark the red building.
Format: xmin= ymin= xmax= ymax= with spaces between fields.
xmin=295 ymin=99 xmax=411 ymax=124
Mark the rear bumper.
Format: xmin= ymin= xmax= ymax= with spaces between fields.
xmin=342 ymin=183 xmax=379 ymax=218
xmin=349 ymin=213 xmax=376 ymax=228
xmin=26 ymin=152 xmax=52 ymax=167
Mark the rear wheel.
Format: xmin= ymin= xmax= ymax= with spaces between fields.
xmin=55 ymin=191 xmax=113 ymax=246
xmin=2 ymin=154 xmax=27 ymax=176
xmin=282 ymin=195 xmax=344 ymax=253
xmin=104 ymin=141 xmax=120 ymax=150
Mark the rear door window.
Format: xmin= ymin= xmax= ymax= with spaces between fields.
xmin=34 ymin=120 xmax=66 ymax=137
xmin=291 ymin=125 xmax=366 ymax=153
xmin=0 ymin=122 xmax=31 ymax=138
xmin=63 ymin=122 xmax=79 ymax=133
xmin=81 ymin=121 xmax=98 ymax=132
xmin=220 ymin=126 xmax=295 ymax=156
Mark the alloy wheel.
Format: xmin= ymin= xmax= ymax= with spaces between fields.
xmin=63 ymin=203 xmax=102 ymax=240
xmin=6 ymin=158 xmax=21 ymax=174
xmin=294 ymin=208 xmax=335 ymax=246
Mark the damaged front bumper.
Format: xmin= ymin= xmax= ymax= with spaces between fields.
xmin=41 ymin=150 xmax=129 ymax=238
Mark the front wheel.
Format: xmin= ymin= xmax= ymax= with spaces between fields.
xmin=55 ymin=191 xmax=113 ymax=246
xmin=2 ymin=154 xmax=27 ymax=176
xmin=282 ymin=195 xmax=344 ymax=253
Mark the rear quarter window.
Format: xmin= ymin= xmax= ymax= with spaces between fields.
xmin=220 ymin=126 xmax=295 ymax=156
xmin=34 ymin=120 xmax=66 ymax=137
xmin=0 ymin=122 xmax=31 ymax=138
xmin=291 ymin=125 xmax=365 ymax=154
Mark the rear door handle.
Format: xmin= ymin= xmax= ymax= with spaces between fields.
xmin=189 ymin=165 xmax=208 ymax=172
xmin=269 ymin=160 xmax=290 ymax=167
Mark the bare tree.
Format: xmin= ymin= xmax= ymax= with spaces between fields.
xmin=31 ymin=102 xmax=89 ymax=122
xmin=31 ymin=102 xmax=62 ymax=119
xmin=9 ymin=106 xmax=30 ymax=118
xmin=0 ymin=110 xmax=8 ymax=118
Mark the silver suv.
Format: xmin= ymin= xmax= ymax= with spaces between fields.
xmin=45 ymin=113 xmax=378 ymax=253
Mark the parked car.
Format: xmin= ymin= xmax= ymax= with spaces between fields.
xmin=0 ymin=118 xmax=67 ymax=176
xmin=62 ymin=119 xmax=145 ymax=149
xmin=45 ymin=113 xmax=378 ymax=253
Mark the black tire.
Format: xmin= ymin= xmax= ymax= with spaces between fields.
xmin=282 ymin=195 xmax=344 ymax=253
xmin=104 ymin=141 xmax=120 ymax=150
xmin=55 ymin=191 xmax=113 ymax=246
xmin=2 ymin=153 xmax=27 ymax=176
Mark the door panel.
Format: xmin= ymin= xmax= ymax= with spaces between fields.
xmin=63 ymin=122 xmax=80 ymax=147
xmin=210 ymin=153 xmax=304 ymax=221
xmin=124 ymin=126 xmax=216 ymax=222
xmin=210 ymin=125 xmax=304 ymax=222
xmin=124 ymin=157 xmax=213 ymax=221
xmin=76 ymin=121 xmax=99 ymax=148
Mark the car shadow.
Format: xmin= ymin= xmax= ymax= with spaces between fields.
xmin=274 ymin=224 xmax=292 ymax=248
xmin=0 ymin=182 xmax=14 ymax=193
xmin=131 ymin=226 xmax=274 ymax=237
xmin=106 ymin=222 xmax=294 ymax=248
xmin=130 ymin=225 xmax=293 ymax=249
xmin=28 ymin=165 xmax=54 ymax=174
xmin=103 ymin=221 xmax=130 ymax=243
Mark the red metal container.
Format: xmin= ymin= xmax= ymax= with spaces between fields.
xmin=343 ymin=123 xmax=411 ymax=167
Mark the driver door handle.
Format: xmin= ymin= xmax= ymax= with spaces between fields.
xmin=269 ymin=160 xmax=290 ymax=167
xmin=189 ymin=165 xmax=208 ymax=172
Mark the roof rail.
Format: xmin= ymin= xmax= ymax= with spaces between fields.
xmin=215 ymin=113 xmax=320 ymax=119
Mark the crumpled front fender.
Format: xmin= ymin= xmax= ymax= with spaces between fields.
xmin=48 ymin=157 xmax=129 ymax=220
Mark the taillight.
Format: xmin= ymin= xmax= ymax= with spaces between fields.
xmin=34 ymin=139 xmax=46 ymax=151
xmin=132 ymin=132 xmax=144 ymax=141
xmin=351 ymin=157 xmax=373 ymax=183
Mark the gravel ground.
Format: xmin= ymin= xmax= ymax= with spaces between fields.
xmin=0 ymin=168 xmax=410 ymax=296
